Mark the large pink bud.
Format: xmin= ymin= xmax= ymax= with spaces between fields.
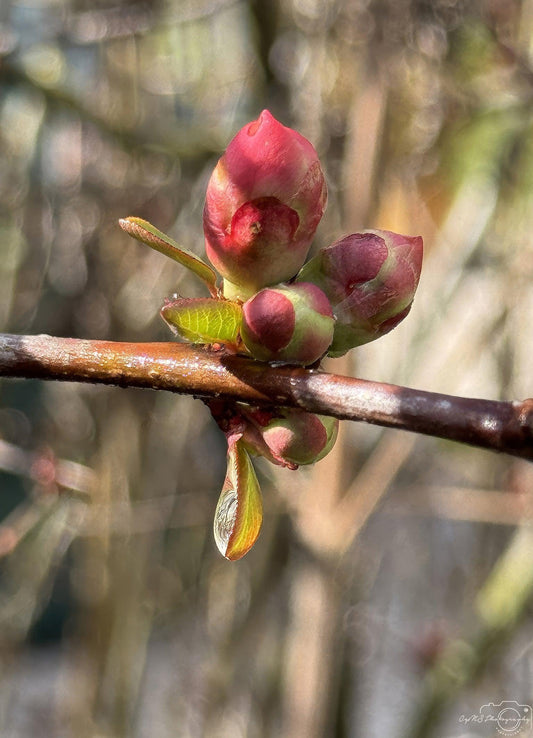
xmin=204 ymin=110 xmax=327 ymax=299
xmin=297 ymin=230 xmax=423 ymax=356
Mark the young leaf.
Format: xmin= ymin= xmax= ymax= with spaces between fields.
xmin=161 ymin=297 xmax=242 ymax=347
xmin=119 ymin=217 xmax=219 ymax=296
xmin=213 ymin=438 xmax=263 ymax=561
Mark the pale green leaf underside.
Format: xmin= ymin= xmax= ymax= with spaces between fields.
xmin=214 ymin=439 xmax=263 ymax=561
xmin=161 ymin=297 xmax=242 ymax=345
xmin=119 ymin=217 xmax=218 ymax=296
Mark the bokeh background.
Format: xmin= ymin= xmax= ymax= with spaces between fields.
xmin=0 ymin=1 xmax=533 ymax=736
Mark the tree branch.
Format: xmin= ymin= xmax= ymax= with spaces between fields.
xmin=0 ymin=333 xmax=531 ymax=461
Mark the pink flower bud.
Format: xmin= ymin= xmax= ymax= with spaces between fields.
xmin=241 ymin=283 xmax=334 ymax=365
xmin=204 ymin=110 xmax=327 ymax=299
xmin=241 ymin=407 xmax=338 ymax=469
xmin=297 ymin=230 xmax=423 ymax=356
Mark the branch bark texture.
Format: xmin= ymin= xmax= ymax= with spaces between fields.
xmin=0 ymin=333 xmax=531 ymax=461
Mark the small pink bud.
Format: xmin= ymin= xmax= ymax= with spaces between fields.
xmin=204 ymin=110 xmax=327 ymax=299
xmin=241 ymin=407 xmax=339 ymax=469
xmin=297 ymin=230 xmax=423 ymax=355
xmin=241 ymin=283 xmax=334 ymax=365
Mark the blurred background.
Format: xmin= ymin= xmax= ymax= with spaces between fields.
xmin=0 ymin=0 xmax=532 ymax=736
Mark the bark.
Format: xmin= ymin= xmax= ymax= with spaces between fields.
xmin=0 ymin=333 xmax=531 ymax=461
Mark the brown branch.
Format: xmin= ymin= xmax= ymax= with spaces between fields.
xmin=0 ymin=333 xmax=531 ymax=461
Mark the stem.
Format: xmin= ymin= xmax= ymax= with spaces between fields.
xmin=0 ymin=334 xmax=531 ymax=461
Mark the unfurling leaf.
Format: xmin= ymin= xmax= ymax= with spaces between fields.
xmin=161 ymin=297 xmax=242 ymax=348
xmin=119 ymin=217 xmax=219 ymax=296
xmin=214 ymin=438 xmax=262 ymax=561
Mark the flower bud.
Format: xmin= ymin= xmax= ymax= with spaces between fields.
xmin=241 ymin=407 xmax=339 ymax=469
xmin=241 ymin=283 xmax=334 ymax=365
xmin=297 ymin=230 xmax=423 ymax=356
xmin=204 ymin=110 xmax=327 ymax=299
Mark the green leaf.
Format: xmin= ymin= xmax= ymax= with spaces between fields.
xmin=119 ymin=217 xmax=218 ymax=296
xmin=213 ymin=439 xmax=263 ymax=561
xmin=160 ymin=297 xmax=242 ymax=347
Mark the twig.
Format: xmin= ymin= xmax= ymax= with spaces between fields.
xmin=0 ymin=333 xmax=531 ymax=461
xmin=0 ymin=438 xmax=95 ymax=496
xmin=0 ymin=59 xmax=217 ymax=160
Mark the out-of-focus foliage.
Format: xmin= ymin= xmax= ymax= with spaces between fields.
xmin=0 ymin=1 xmax=532 ymax=736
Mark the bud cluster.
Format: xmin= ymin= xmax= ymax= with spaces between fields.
xmin=202 ymin=110 xmax=423 ymax=365
xmin=125 ymin=109 xmax=423 ymax=559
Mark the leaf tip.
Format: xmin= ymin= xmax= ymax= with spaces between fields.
xmin=118 ymin=217 xmax=137 ymax=235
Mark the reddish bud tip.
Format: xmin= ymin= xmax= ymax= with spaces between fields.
xmin=242 ymin=289 xmax=295 ymax=353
